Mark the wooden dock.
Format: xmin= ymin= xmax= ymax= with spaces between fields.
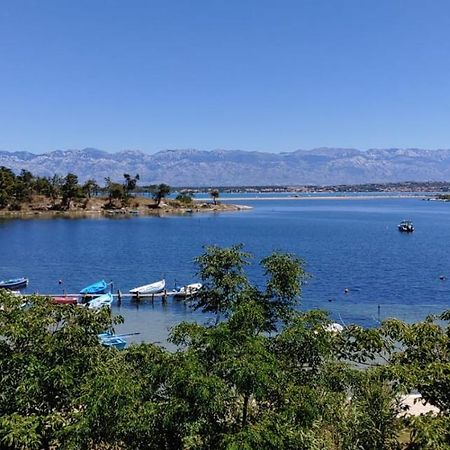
xmin=19 ymin=290 xmax=186 ymax=303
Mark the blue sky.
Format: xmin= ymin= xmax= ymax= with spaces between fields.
xmin=1 ymin=0 xmax=450 ymax=154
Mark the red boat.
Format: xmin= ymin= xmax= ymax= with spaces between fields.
xmin=51 ymin=295 xmax=79 ymax=305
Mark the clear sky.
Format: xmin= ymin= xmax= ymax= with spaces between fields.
xmin=1 ymin=0 xmax=450 ymax=154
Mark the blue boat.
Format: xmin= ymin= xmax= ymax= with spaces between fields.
xmin=80 ymin=280 xmax=108 ymax=295
xmin=98 ymin=332 xmax=127 ymax=350
xmin=0 ymin=277 xmax=28 ymax=290
xmin=87 ymin=293 xmax=113 ymax=310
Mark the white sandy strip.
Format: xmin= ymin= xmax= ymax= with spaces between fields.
xmin=399 ymin=394 xmax=440 ymax=417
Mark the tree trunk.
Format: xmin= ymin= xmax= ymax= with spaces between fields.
xmin=242 ymin=394 xmax=249 ymax=428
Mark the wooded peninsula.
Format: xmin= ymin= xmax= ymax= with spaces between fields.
xmin=0 ymin=167 xmax=243 ymax=218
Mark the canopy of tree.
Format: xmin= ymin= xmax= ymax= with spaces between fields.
xmin=0 ymin=245 xmax=449 ymax=449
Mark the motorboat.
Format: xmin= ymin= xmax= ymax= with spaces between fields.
xmin=174 ymin=282 xmax=202 ymax=299
xmin=398 ymin=220 xmax=414 ymax=232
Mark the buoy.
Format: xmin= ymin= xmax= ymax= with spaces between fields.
xmin=344 ymin=288 xmax=349 ymax=294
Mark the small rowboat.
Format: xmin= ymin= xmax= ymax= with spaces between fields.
xmin=88 ymin=293 xmax=113 ymax=310
xmin=0 ymin=277 xmax=28 ymax=290
xmin=129 ymin=279 xmax=165 ymax=295
xmin=174 ymin=283 xmax=202 ymax=299
xmin=51 ymin=295 xmax=79 ymax=305
xmin=80 ymin=280 xmax=108 ymax=295
xmin=98 ymin=333 xmax=127 ymax=350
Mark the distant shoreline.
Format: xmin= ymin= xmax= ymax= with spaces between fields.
xmin=211 ymin=194 xmax=431 ymax=201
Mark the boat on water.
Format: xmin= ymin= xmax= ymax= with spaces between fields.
xmin=398 ymin=220 xmax=414 ymax=233
xmin=80 ymin=280 xmax=108 ymax=295
xmin=98 ymin=332 xmax=127 ymax=350
xmin=0 ymin=277 xmax=28 ymax=290
xmin=87 ymin=293 xmax=114 ymax=309
xmin=129 ymin=279 xmax=165 ymax=295
xmin=174 ymin=282 xmax=202 ymax=299
xmin=51 ymin=295 xmax=79 ymax=305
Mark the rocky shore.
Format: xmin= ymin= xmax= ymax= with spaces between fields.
xmin=0 ymin=196 xmax=251 ymax=219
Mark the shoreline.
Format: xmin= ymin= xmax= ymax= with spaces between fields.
xmin=199 ymin=194 xmax=431 ymax=201
xmin=0 ymin=202 xmax=252 ymax=220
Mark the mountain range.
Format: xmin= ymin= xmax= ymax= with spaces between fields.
xmin=1 ymin=147 xmax=450 ymax=186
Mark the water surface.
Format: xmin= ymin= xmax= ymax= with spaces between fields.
xmin=1 ymin=197 xmax=449 ymax=344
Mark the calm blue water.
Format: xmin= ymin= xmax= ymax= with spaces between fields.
xmin=1 ymin=197 xmax=449 ymax=344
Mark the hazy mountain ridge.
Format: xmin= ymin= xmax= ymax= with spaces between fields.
xmin=1 ymin=147 xmax=450 ymax=186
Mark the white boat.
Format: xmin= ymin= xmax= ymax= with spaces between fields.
xmin=324 ymin=323 xmax=344 ymax=333
xmin=88 ymin=293 xmax=113 ymax=309
xmin=129 ymin=279 xmax=165 ymax=295
xmin=174 ymin=282 xmax=202 ymax=298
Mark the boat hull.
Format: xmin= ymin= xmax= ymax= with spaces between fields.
xmin=51 ymin=295 xmax=79 ymax=305
xmin=174 ymin=283 xmax=202 ymax=298
xmin=98 ymin=333 xmax=127 ymax=350
xmin=88 ymin=293 xmax=113 ymax=309
xmin=80 ymin=280 xmax=108 ymax=295
xmin=129 ymin=279 xmax=165 ymax=295
xmin=0 ymin=278 xmax=28 ymax=290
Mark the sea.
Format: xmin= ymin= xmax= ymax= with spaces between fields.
xmin=1 ymin=193 xmax=449 ymax=346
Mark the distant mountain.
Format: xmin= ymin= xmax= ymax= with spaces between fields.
xmin=2 ymin=147 xmax=450 ymax=186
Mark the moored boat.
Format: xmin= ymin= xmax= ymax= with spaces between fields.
xmin=0 ymin=277 xmax=28 ymax=290
xmin=80 ymin=280 xmax=108 ymax=295
xmin=398 ymin=220 xmax=414 ymax=232
xmin=51 ymin=295 xmax=79 ymax=305
xmin=130 ymin=279 xmax=165 ymax=295
xmin=98 ymin=332 xmax=127 ymax=350
xmin=174 ymin=282 xmax=202 ymax=299
xmin=88 ymin=293 xmax=113 ymax=309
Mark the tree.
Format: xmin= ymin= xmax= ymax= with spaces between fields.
xmin=123 ymin=173 xmax=140 ymax=196
xmin=45 ymin=175 xmax=64 ymax=206
xmin=104 ymin=177 xmax=124 ymax=208
xmin=193 ymin=244 xmax=251 ymax=319
xmin=151 ymin=183 xmax=171 ymax=206
xmin=61 ymin=173 xmax=82 ymax=209
xmin=1 ymin=248 xmax=449 ymax=449
xmin=0 ymin=290 xmax=121 ymax=449
xmin=0 ymin=167 xmax=16 ymax=209
xmin=175 ymin=192 xmax=193 ymax=205
xmin=82 ymin=179 xmax=99 ymax=199
xmin=210 ymin=189 xmax=220 ymax=205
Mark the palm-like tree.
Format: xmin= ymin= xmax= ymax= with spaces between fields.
xmin=210 ymin=189 xmax=219 ymax=205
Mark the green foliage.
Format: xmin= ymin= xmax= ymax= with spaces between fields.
xmin=150 ymin=183 xmax=171 ymax=206
xmin=81 ymin=179 xmax=99 ymax=199
xmin=104 ymin=177 xmax=125 ymax=208
xmin=193 ymin=244 xmax=251 ymax=319
xmin=61 ymin=173 xmax=83 ymax=209
xmin=209 ymin=189 xmax=220 ymax=205
xmin=122 ymin=173 xmax=140 ymax=204
xmin=1 ymin=248 xmax=449 ymax=449
xmin=176 ymin=192 xmax=194 ymax=204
